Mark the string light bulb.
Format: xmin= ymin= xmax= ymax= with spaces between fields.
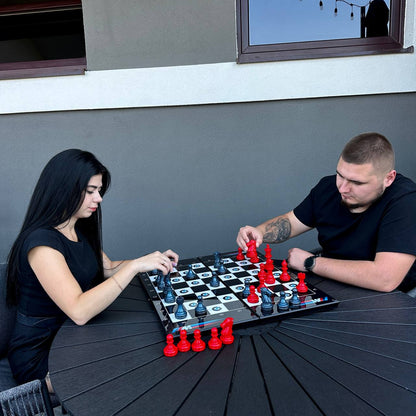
xmin=319 ymin=1 xmax=323 ymax=9
xmin=350 ymin=3 xmax=354 ymax=19
xmin=334 ymin=0 xmax=338 ymax=15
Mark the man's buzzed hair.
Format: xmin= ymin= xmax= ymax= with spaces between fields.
xmin=341 ymin=132 xmax=395 ymax=174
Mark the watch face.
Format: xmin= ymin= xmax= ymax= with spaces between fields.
xmin=305 ymin=256 xmax=315 ymax=270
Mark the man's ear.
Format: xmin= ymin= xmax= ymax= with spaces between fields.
xmin=384 ymin=170 xmax=397 ymax=188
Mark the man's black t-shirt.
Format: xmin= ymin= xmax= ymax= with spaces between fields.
xmin=294 ymin=173 xmax=416 ymax=291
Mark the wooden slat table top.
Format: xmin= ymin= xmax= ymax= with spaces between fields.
xmin=49 ymin=270 xmax=416 ymax=416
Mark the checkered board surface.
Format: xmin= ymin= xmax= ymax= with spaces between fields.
xmin=139 ymin=251 xmax=338 ymax=336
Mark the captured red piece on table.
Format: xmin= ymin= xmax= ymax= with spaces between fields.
xmin=220 ymin=317 xmax=234 ymax=345
xmin=177 ymin=329 xmax=191 ymax=352
xmin=191 ymin=329 xmax=206 ymax=352
xmin=208 ymin=327 xmax=222 ymax=350
xmin=163 ymin=334 xmax=178 ymax=357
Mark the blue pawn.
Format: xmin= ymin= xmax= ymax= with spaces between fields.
xmin=185 ymin=264 xmax=196 ymax=280
xmin=195 ymin=295 xmax=207 ymax=317
xmin=290 ymin=288 xmax=301 ymax=309
xmin=242 ymin=278 xmax=251 ymax=298
xmin=210 ymin=272 xmax=220 ymax=288
xmin=217 ymin=261 xmax=227 ymax=274
xmin=175 ymin=296 xmax=187 ymax=320
xmin=164 ymin=286 xmax=176 ymax=304
xmin=260 ymin=287 xmax=274 ymax=313
xmin=277 ymin=291 xmax=289 ymax=312
xmin=163 ymin=277 xmax=172 ymax=297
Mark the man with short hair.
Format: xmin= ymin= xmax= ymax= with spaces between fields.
xmin=237 ymin=132 xmax=416 ymax=292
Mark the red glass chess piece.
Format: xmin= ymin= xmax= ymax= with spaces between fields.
xmin=279 ymin=259 xmax=291 ymax=282
xmin=177 ymin=329 xmax=191 ymax=352
xmin=220 ymin=317 xmax=234 ymax=345
xmin=297 ymin=272 xmax=308 ymax=293
xmin=191 ymin=329 xmax=206 ymax=352
xmin=163 ymin=334 xmax=178 ymax=357
xmin=208 ymin=327 xmax=222 ymax=350
xmin=256 ymin=266 xmax=267 ymax=293
xmin=236 ymin=247 xmax=245 ymax=261
xmin=246 ymin=240 xmax=256 ymax=259
xmin=265 ymin=257 xmax=274 ymax=272
xmin=247 ymin=285 xmax=259 ymax=303
xmin=265 ymin=268 xmax=276 ymax=286
xmin=265 ymin=244 xmax=272 ymax=259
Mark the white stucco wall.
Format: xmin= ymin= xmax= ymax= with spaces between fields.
xmin=0 ymin=2 xmax=415 ymax=115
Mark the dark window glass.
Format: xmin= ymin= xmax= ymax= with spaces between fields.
xmin=0 ymin=1 xmax=86 ymax=79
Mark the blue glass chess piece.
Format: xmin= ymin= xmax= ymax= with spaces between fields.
xmin=164 ymin=286 xmax=176 ymax=304
xmin=217 ymin=260 xmax=227 ymax=274
xmin=175 ymin=296 xmax=187 ymax=320
xmin=277 ymin=291 xmax=289 ymax=312
xmin=242 ymin=278 xmax=251 ymax=298
xmin=260 ymin=287 xmax=273 ymax=314
xmin=185 ymin=264 xmax=196 ymax=280
xmin=195 ymin=295 xmax=207 ymax=316
xmin=210 ymin=272 xmax=220 ymax=287
xmin=290 ymin=288 xmax=301 ymax=309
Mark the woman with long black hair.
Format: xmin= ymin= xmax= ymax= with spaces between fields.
xmin=6 ymin=149 xmax=178 ymax=390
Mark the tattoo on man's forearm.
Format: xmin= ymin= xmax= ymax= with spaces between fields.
xmin=263 ymin=218 xmax=291 ymax=243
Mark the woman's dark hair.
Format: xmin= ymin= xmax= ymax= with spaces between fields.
xmin=6 ymin=149 xmax=111 ymax=306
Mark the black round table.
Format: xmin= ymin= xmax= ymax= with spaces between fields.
xmin=49 ymin=273 xmax=416 ymax=415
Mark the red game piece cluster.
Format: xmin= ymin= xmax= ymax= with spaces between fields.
xmin=163 ymin=318 xmax=234 ymax=356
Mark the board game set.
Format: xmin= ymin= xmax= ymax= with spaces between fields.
xmin=139 ymin=246 xmax=339 ymax=337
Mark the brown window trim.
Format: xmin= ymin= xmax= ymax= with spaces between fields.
xmin=0 ymin=1 xmax=81 ymax=15
xmin=237 ymin=0 xmax=413 ymax=64
xmin=0 ymin=57 xmax=86 ymax=80
xmin=0 ymin=0 xmax=85 ymax=80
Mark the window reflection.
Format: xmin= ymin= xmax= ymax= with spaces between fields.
xmin=248 ymin=0 xmax=390 ymax=45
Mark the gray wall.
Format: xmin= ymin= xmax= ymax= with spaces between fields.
xmin=82 ymin=0 xmax=236 ymax=70
xmin=1 ymin=93 xmax=416 ymax=263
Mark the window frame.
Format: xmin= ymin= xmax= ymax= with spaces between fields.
xmin=236 ymin=0 xmax=410 ymax=64
xmin=0 ymin=0 xmax=86 ymax=80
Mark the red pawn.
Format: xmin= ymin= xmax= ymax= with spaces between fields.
xmin=247 ymin=285 xmax=259 ymax=303
xmin=163 ymin=334 xmax=178 ymax=357
xmin=297 ymin=272 xmax=308 ymax=293
xmin=208 ymin=327 xmax=222 ymax=350
xmin=177 ymin=329 xmax=191 ymax=352
xmin=192 ymin=329 xmax=206 ymax=352
xmin=236 ymin=247 xmax=245 ymax=261
xmin=279 ymin=259 xmax=291 ymax=282
xmin=220 ymin=317 xmax=234 ymax=345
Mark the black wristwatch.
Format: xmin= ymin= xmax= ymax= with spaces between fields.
xmin=304 ymin=255 xmax=316 ymax=272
